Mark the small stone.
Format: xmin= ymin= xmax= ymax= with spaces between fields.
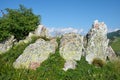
xmin=0 ymin=35 xmax=15 ymax=54
xmin=63 ymin=60 xmax=77 ymax=71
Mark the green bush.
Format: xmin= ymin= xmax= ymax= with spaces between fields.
xmin=0 ymin=5 xmax=40 ymax=42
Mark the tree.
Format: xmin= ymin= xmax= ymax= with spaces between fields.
xmin=0 ymin=5 xmax=40 ymax=42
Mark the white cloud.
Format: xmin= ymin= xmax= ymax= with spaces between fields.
xmin=47 ymin=27 xmax=84 ymax=36
xmin=60 ymin=27 xmax=79 ymax=33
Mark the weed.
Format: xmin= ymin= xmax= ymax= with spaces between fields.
xmin=92 ymin=58 xmax=105 ymax=67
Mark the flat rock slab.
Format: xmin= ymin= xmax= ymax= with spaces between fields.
xmin=13 ymin=38 xmax=57 ymax=70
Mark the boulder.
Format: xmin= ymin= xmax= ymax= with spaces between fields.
xmin=13 ymin=38 xmax=58 ymax=70
xmin=59 ymin=33 xmax=83 ymax=71
xmin=35 ymin=25 xmax=49 ymax=38
xmin=49 ymin=38 xmax=58 ymax=50
xmin=106 ymin=46 xmax=116 ymax=61
xmin=17 ymin=32 xmax=35 ymax=44
xmin=85 ymin=20 xmax=115 ymax=64
xmin=0 ymin=35 xmax=15 ymax=54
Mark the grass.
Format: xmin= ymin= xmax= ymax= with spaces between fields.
xmin=111 ymin=38 xmax=120 ymax=52
xmin=110 ymin=37 xmax=120 ymax=56
xmin=0 ymin=37 xmax=120 ymax=80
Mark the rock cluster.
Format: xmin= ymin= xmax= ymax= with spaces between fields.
xmin=0 ymin=25 xmax=48 ymax=54
xmin=59 ymin=20 xmax=116 ymax=71
xmin=18 ymin=25 xmax=50 ymax=44
xmin=0 ymin=20 xmax=115 ymax=71
xmin=59 ymin=33 xmax=83 ymax=71
xmin=13 ymin=38 xmax=58 ymax=70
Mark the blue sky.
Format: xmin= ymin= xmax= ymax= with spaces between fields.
xmin=0 ymin=0 xmax=120 ymax=34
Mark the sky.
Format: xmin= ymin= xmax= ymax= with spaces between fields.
xmin=0 ymin=0 xmax=120 ymax=34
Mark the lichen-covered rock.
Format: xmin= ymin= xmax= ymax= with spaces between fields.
xmin=59 ymin=33 xmax=83 ymax=71
xmin=106 ymin=46 xmax=116 ymax=61
xmin=17 ymin=32 xmax=35 ymax=44
xmin=49 ymin=38 xmax=58 ymax=50
xmin=85 ymin=20 xmax=115 ymax=64
xmin=17 ymin=25 xmax=50 ymax=44
xmin=0 ymin=35 xmax=15 ymax=54
xmin=35 ymin=25 xmax=49 ymax=38
xmin=13 ymin=38 xmax=58 ymax=70
xmin=63 ymin=60 xmax=77 ymax=71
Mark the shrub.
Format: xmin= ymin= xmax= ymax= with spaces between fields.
xmin=92 ymin=58 xmax=105 ymax=67
xmin=0 ymin=5 xmax=40 ymax=42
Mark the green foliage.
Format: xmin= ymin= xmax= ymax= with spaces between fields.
xmin=0 ymin=37 xmax=120 ymax=80
xmin=0 ymin=5 xmax=40 ymax=41
xmin=56 ymin=37 xmax=61 ymax=46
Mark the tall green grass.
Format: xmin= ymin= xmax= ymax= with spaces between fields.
xmin=0 ymin=37 xmax=120 ymax=80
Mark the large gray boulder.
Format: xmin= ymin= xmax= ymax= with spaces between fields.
xmin=59 ymin=33 xmax=83 ymax=71
xmin=85 ymin=20 xmax=116 ymax=64
xmin=0 ymin=35 xmax=15 ymax=54
xmin=13 ymin=38 xmax=58 ymax=70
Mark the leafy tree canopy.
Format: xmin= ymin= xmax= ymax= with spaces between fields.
xmin=0 ymin=5 xmax=40 ymax=42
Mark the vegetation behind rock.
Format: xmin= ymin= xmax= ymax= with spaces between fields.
xmin=0 ymin=5 xmax=40 ymax=42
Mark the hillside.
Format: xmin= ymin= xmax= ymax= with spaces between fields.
xmin=107 ymin=30 xmax=120 ymax=40
xmin=107 ymin=30 xmax=120 ymax=56
xmin=110 ymin=37 xmax=120 ymax=56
